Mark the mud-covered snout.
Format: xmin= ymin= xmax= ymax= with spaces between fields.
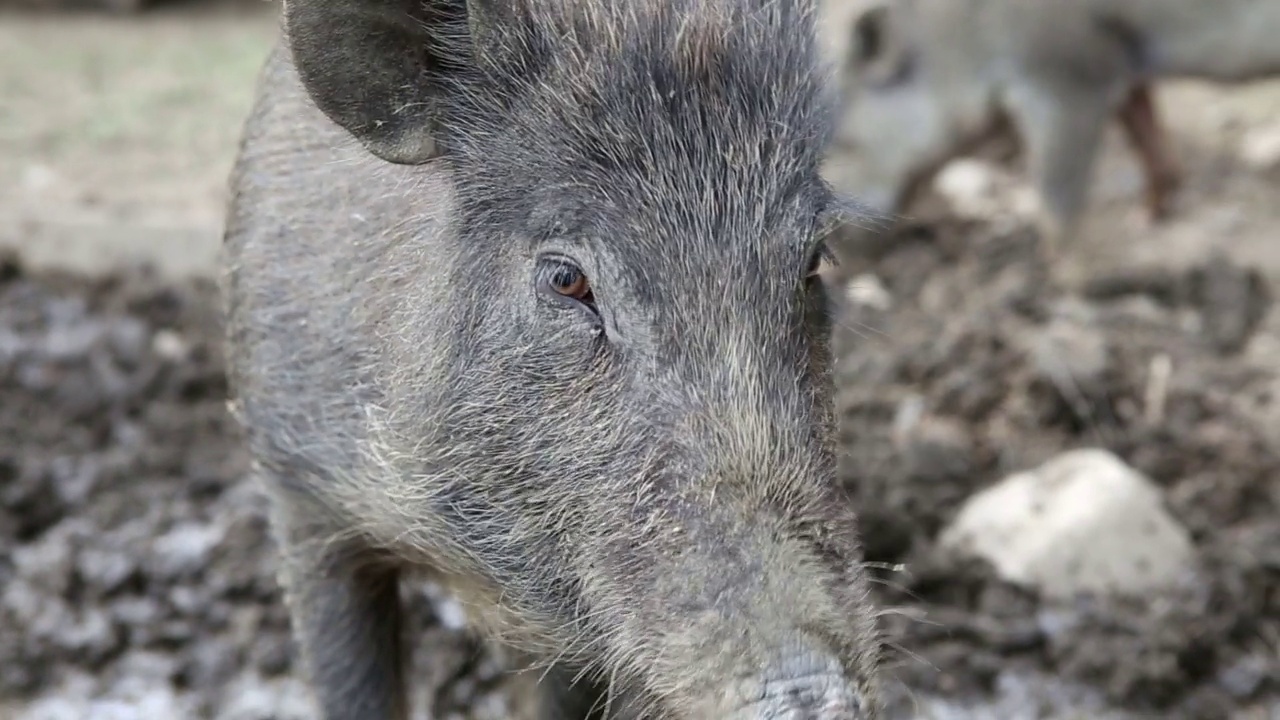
xmin=630 ymin=502 xmax=880 ymax=719
xmin=726 ymin=646 xmax=869 ymax=719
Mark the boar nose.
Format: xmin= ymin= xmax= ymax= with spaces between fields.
xmin=732 ymin=647 xmax=867 ymax=719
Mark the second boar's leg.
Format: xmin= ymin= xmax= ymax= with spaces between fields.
xmin=1007 ymin=81 xmax=1114 ymax=258
xmin=1117 ymin=83 xmax=1183 ymax=221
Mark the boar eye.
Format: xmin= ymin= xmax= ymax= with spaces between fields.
xmin=539 ymin=258 xmax=597 ymax=311
xmin=550 ymin=264 xmax=591 ymax=299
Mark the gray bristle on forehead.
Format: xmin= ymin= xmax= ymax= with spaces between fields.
xmin=440 ymin=0 xmax=838 ymax=232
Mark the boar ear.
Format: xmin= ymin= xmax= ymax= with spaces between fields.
xmin=847 ymin=3 xmax=910 ymax=87
xmin=284 ymin=0 xmax=489 ymax=165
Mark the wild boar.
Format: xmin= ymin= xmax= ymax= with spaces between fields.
xmin=220 ymin=0 xmax=884 ymax=717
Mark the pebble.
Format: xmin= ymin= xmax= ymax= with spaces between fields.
xmin=110 ymin=596 xmax=162 ymax=630
xmin=1027 ymin=319 xmax=1111 ymax=398
xmin=892 ymin=396 xmax=974 ymax=483
xmin=104 ymin=318 xmax=150 ymax=366
xmin=845 ymin=273 xmax=893 ymax=311
xmin=213 ymin=674 xmax=317 ymax=720
xmin=184 ymin=637 xmax=239 ymax=689
xmin=150 ymin=330 xmax=188 ymax=362
xmin=77 ymin=546 xmax=137 ymax=595
xmin=21 ymin=164 xmax=58 ymax=194
xmin=1217 ymin=654 xmax=1272 ymax=699
xmin=1239 ymin=124 xmax=1280 ymax=170
xmin=1192 ymin=250 xmax=1270 ymax=356
xmin=51 ymin=606 xmax=118 ymax=659
xmin=933 ymin=158 xmax=1039 ymax=222
xmin=147 ymin=522 xmax=224 ymax=580
xmin=11 ymin=523 xmax=79 ymax=595
xmin=16 ymin=678 xmax=192 ymax=720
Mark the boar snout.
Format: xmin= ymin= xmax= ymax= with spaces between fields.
xmin=728 ymin=647 xmax=866 ymax=719
xmin=633 ymin=491 xmax=880 ymax=719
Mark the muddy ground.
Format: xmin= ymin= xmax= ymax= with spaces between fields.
xmin=2 ymin=3 xmax=1279 ymax=719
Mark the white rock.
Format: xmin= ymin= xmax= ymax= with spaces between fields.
xmin=214 ymin=673 xmax=317 ymax=720
xmin=845 ymin=273 xmax=893 ymax=311
xmin=16 ymin=697 xmax=89 ymax=720
xmin=151 ymin=330 xmax=189 ymax=362
xmin=75 ymin=684 xmax=188 ymax=720
xmin=938 ymin=448 xmax=1195 ymax=600
xmin=11 ymin=522 xmax=78 ymax=595
xmin=934 ymin=159 xmax=1000 ymax=219
xmin=423 ymin=580 xmax=469 ymax=630
xmin=22 ymin=164 xmax=58 ymax=194
xmin=148 ymin=522 xmax=224 ymax=579
xmin=1239 ymin=125 xmax=1280 ymax=170
xmin=932 ymin=158 xmax=1039 ymax=222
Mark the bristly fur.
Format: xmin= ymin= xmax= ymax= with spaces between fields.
xmin=436 ymin=0 xmax=841 ymax=244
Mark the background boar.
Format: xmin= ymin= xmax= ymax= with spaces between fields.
xmin=220 ymin=0 xmax=883 ymax=717
xmin=826 ymin=0 xmax=1280 ymax=257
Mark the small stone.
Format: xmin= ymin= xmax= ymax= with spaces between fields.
xmin=1190 ymin=250 xmax=1271 ymax=356
xmin=111 ymin=596 xmax=163 ymax=629
xmin=148 ymin=522 xmax=224 ymax=580
xmin=1239 ymin=124 xmax=1280 ymax=170
xmin=185 ymin=637 xmax=239 ymax=689
xmin=166 ymin=582 xmax=196 ymax=609
xmin=934 ymin=159 xmax=1002 ymax=220
xmin=155 ymin=619 xmax=196 ymax=644
xmin=1027 ymin=318 xmax=1111 ymax=398
xmin=1216 ymin=654 xmax=1271 ymax=698
xmin=904 ymin=416 xmax=974 ymax=483
xmin=933 ymin=158 xmax=1038 ymax=222
xmin=1099 ymin=295 xmax=1175 ymax=327
xmin=105 ymin=318 xmax=150 ymax=366
xmin=227 ymin=605 xmax=266 ymax=649
xmin=49 ymin=457 xmax=99 ymax=508
xmin=17 ymin=696 xmax=89 ymax=720
xmin=114 ymin=649 xmax=181 ymax=682
xmin=78 ymin=547 xmax=137 ymax=595
xmin=845 ymin=273 xmax=893 ymax=311
xmin=82 ymin=677 xmax=189 ymax=720
xmin=892 ymin=396 xmax=973 ymax=483
xmin=6 ymin=582 xmax=76 ymax=641
xmin=423 ymin=581 xmax=469 ymax=631
xmin=11 ymin=524 xmax=78 ymax=595
xmin=938 ymin=448 xmax=1196 ymax=600
xmin=40 ymin=321 xmax=104 ymax=361
xmin=54 ymin=606 xmax=119 ymax=658
xmin=88 ymin=692 xmax=184 ymax=720
xmin=214 ymin=673 xmax=318 ymax=720
xmin=151 ymin=330 xmax=189 ymax=362
xmin=22 ymin=164 xmax=58 ymax=194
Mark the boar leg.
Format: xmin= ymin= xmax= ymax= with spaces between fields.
xmin=268 ymin=481 xmax=408 ymax=720
xmin=1117 ymin=83 xmax=1183 ymax=221
xmin=1007 ymin=83 xmax=1113 ymax=258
